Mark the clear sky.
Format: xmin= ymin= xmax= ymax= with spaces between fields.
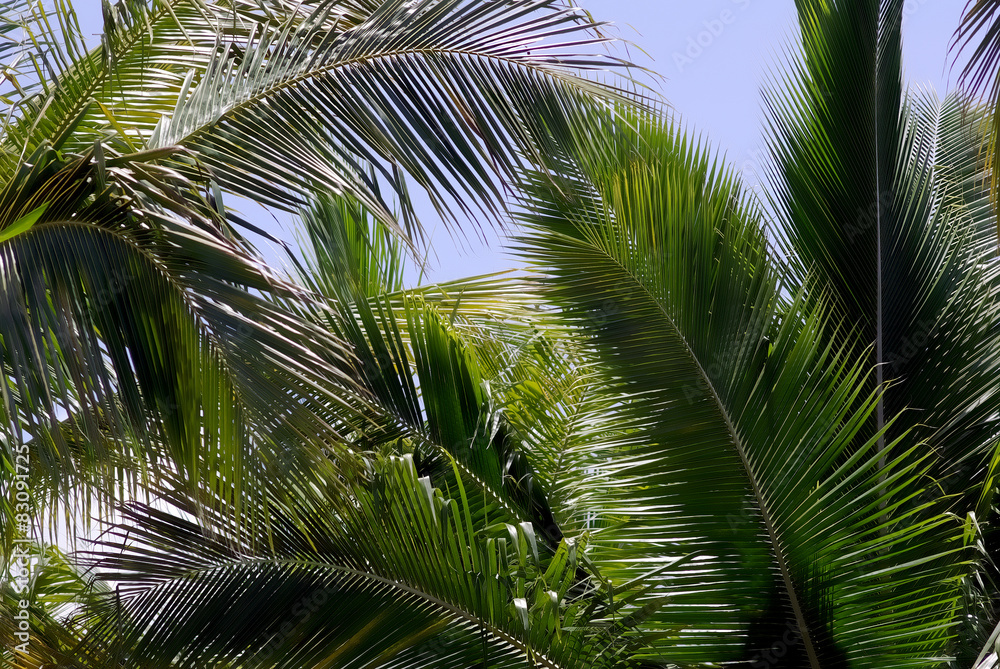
xmin=421 ymin=0 xmax=974 ymax=283
xmin=585 ymin=0 xmax=968 ymax=187
xmin=72 ymin=0 xmax=974 ymax=283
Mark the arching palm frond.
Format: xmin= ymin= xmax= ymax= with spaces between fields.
xmin=3 ymin=0 xmax=643 ymax=240
xmin=0 ymin=137 xmax=374 ymax=547
xmin=768 ymin=2 xmax=1000 ymax=660
xmin=6 ymin=187 xmax=639 ymax=668
xmin=768 ymin=0 xmax=1000 ymax=497
xmin=515 ymin=108 xmax=968 ymax=667
xmin=0 ymin=0 xmax=643 ymax=550
xmin=952 ymin=0 xmax=1000 ymax=236
xmin=312 ymin=287 xmax=568 ymax=554
xmin=6 ymin=1 xmax=999 ymax=667
xmin=63 ymin=451 xmax=650 ymax=669
xmin=292 ymin=194 xmax=618 ymax=543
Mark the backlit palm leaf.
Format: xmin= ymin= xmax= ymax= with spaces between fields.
xmin=0 ymin=0 xmax=640 ymax=546
xmin=768 ymin=1 xmax=1000 ymax=496
xmin=952 ymin=0 xmax=1000 ymax=236
xmin=3 ymin=0 xmax=640 ymax=236
xmin=70 ymin=454 xmax=645 ymax=669
xmin=0 ymin=138 xmax=372 ymax=547
xmin=515 ymin=109 xmax=969 ymax=667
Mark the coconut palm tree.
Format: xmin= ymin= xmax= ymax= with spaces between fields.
xmin=7 ymin=0 xmax=1000 ymax=668
xmin=0 ymin=0 xmax=635 ymax=541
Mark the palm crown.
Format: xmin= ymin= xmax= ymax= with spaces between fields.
xmin=4 ymin=0 xmax=1000 ymax=668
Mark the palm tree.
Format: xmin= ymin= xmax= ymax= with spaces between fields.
xmin=0 ymin=0 xmax=634 ymax=539
xmin=6 ymin=0 xmax=1000 ymax=668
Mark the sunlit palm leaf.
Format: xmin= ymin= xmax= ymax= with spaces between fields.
xmin=293 ymin=193 xmax=406 ymax=301
xmin=3 ymin=0 xmax=641 ymax=241
xmin=516 ymin=109 xmax=968 ymax=667
xmin=283 ymin=192 xmax=579 ymax=555
xmin=952 ymin=0 xmax=1000 ymax=236
xmin=0 ymin=541 xmax=143 ymax=668
xmin=78 ymin=456 xmax=641 ymax=669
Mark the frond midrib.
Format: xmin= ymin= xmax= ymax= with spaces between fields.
xmin=577 ymin=227 xmax=823 ymax=668
xmin=162 ymin=42 xmax=606 ymax=154
xmin=119 ymin=553 xmax=572 ymax=669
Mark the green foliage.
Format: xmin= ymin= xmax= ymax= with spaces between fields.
xmin=3 ymin=0 xmax=1000 ymax=668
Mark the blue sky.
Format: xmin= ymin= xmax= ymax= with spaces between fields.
xmin=586 ymin=0 xmax=967 ymax=181
xmin=423 ymin=0 xmax=973 ymax=283
xmin=74 ymin=0 xmax=974 ymax=283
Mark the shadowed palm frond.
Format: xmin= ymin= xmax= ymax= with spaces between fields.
xmin=0 ymin=0 xmax=648 ymax=552
xmin=281 ymin=190 xmax=578 ymax=552
xmin=3 ymin=1 xmax=997 ymax=667
xmin=768 ymin=1 xmax=1000 ymax=497
xmin=67 ymin=455 xmax=651 ymax=669
xmin=768 ymin=3 xmax=1000 ymax=659
xmin=0 ymin=138 xmax=376 ymax=548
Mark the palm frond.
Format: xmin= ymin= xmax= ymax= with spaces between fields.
xmin=276 ymin=192 xmax=587 ymax=554
xmin=1 ymin=541 xmax=129 ymax=668
xmin=767 ymin=0 xmax=1000 ymax=495
xmin=76 ymin=455 xmax=643 ymax=669
xmin=951 ymin=0 xmax=1000 ymax=237
xmin=293 ymin=192 xmax=407 ymax=301
xmin=766 ymin=2 xmax=1000 ymax=661
xmin=0 ymin=141 xmax=372 ymax=545
xmin=4 ymin=0 xmax=645 ymax=245
xmin=515 ymin=108 xmax=969 ymax=667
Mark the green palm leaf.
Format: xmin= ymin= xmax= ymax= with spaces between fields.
xmin=767 ymin=0 xmax=1000 ymax=495
xmin=1 ymin=542 xmax=133 ymax=668
xmin=766 ymin=3 xmax=1000 ymax=659
xmin=0 ymin=141 xmax=371 ymax=545
xmin=77 ymin=456 xmax=642 ymax=669
xmin=951 ymin=0 xmax=1000 ymax=237
xmin=515 ymin=108 xmax=968 ymax=667
xmin=282 ymin=191 xmax=579 ymax=553
xmin=4 ymin=0 xmax=642 ymax=240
